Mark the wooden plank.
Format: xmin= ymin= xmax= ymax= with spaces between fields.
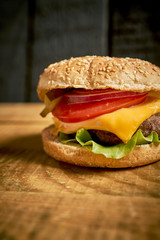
xmin=0 ymin=1 xmax=28 ymax=102
xmin=31 ymin=0 xmax=109 ymax=101
xmin=0 ymin=103 xmax=51 ymax=123
xmin=110 ymin=1 xmax=160 ymax=66
xmin=0 ymin=192 xmax=160 ymax=240
xmin=0 ymin=104 xmax=160 ymax=240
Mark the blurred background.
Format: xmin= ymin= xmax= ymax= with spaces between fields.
xmin=0 ymin=0 xmax=160 ymax=102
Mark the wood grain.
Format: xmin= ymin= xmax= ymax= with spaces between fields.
xmin=0 ymin=192 xmax=160 ymax=240
xmin=0 ymin=104 xmax=160 ymax=240
xmin=110 ymin=1 xmax=160 ymax=66
xmin=0 ymin=1 xmax=28 ymax=102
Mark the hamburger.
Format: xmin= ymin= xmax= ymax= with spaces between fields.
xmin=37 ymin=56 xmax=160 ymax=168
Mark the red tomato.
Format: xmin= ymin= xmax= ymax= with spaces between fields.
xmin=52 ymin=92 xmax=147 ymax=123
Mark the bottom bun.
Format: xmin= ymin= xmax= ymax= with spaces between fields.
xmin=42 ymin=126 xmax=160 ymax=168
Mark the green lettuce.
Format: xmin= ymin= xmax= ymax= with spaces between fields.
xmin=59 ymin=129 xmax=160 ymax=159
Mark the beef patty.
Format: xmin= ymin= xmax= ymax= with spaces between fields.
xmin=90 ymin=113 xmax=160 ymax=145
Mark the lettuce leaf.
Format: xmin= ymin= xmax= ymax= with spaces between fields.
xmin=59 ymin=129 xmax=160 ymax=159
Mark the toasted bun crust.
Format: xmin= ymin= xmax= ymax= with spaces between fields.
xmin=37 ymin=56 xmax=160 ymax=101
xmin=42 ymin=126 xmax=160 ymax=168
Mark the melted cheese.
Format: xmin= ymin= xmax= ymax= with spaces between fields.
xmin=53 ymin=97 xmax=160 ymax=143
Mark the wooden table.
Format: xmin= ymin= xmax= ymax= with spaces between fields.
xmin=0 ymin=103 xmax=160 ymax=240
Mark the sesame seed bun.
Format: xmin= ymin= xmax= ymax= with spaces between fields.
xmin=42 ymin=126 xmax=160 ymax=168
xmin=37 ymin=56 xmax=160 ymax=101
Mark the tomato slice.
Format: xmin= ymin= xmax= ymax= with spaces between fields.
xmin=52 ymin=93 xmax=147 ymax=123
xmin=64 ymin=88 xmax=146 ymax=104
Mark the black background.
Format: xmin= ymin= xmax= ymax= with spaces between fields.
xmin=0 ymin=0 xmax=160 ymax=102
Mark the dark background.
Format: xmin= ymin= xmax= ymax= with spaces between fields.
xmin=0 ymin=0 xmax=160 ymax=102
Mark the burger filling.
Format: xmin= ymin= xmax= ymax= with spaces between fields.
xmin=91 ymin=113 xmax=160 ymax=145
xmin=41 ymin=88 xmax=160 ymax=159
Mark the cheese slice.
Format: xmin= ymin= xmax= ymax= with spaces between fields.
xmin=53 ymin=97 xmax=160 ymax=143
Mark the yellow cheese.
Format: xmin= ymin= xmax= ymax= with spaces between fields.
xmin=53 ymin=97 xmax=160 ymax=143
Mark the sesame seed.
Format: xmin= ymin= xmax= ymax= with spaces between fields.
xmin=51 ymin=68 xmax=57 ymax=73
xmin=143 ymin=72 xmax=147 ymax=77
xmin=66 ymin=76 xmax=71 ymax=81
xmin=152 ymin=67 xmax=157 ymax=72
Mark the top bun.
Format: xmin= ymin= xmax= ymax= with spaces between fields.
xmin=37 ymin=56 xmax=160 ymax=101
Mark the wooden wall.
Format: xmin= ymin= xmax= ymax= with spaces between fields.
xmin=0 ymin=0 xmax=160 ymax=102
